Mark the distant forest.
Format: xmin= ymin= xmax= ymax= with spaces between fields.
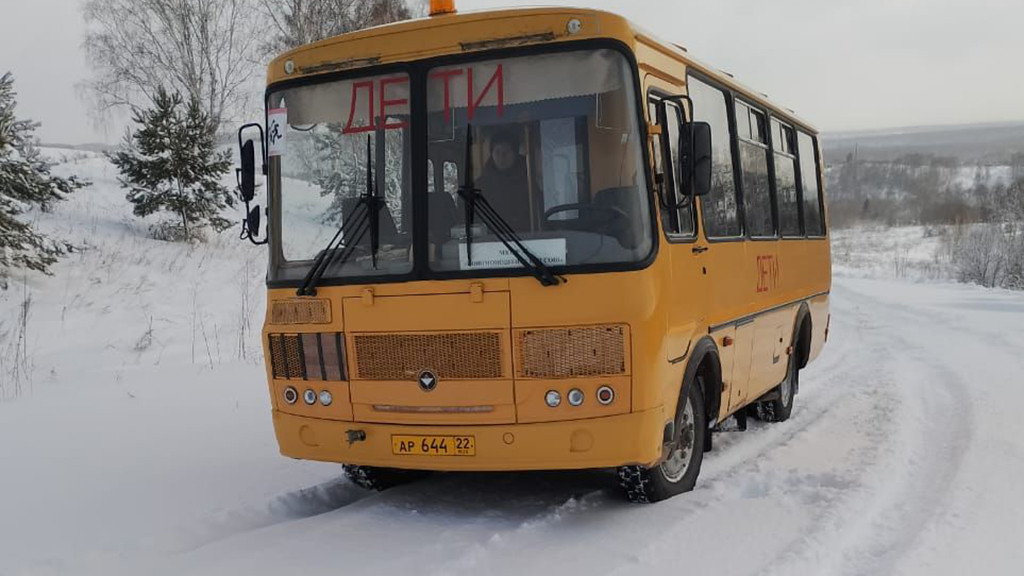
xmin=822 ymin=122 xmax=1024 ymax=228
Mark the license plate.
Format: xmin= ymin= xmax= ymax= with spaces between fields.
xmin=391 ymin=435 xmax=476 ymax=456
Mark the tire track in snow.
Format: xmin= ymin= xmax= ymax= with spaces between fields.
xmin=761 ymin=282 xmax=975 ymax=575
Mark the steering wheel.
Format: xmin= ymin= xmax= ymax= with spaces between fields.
xmin=543 ymin=202 xmax=628 ymax=223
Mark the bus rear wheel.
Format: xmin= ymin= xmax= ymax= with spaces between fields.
xmin=342 ymin=465 xmax=429 ymax=491
xmin=617 ymin=378 xmax=707 ymax=503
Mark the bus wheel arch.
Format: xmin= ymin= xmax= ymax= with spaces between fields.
xmin=682 ymin=336 xmax=723 ymax=450
xmin=615 ymin=336 xmax=721 ymax=503
xmin=794 ymin=303 xmax=813 ymax=371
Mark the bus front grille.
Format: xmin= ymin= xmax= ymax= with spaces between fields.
xmin=268 ymin=333 xmax=347 ymax=381
xmin=516 ymin=325 xmax=628 ymax=379
xmin=352 ymin=332 xmax=505 ymax=380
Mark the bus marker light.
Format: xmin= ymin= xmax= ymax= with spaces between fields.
xmin=303 ymin=389 xmax=317 ymax=405
xmin=429 ymin=0 xmax=456 ymax=16
xmin=545 ymin=390 xmax=562 ymax=407
xmin=283 ymin=387 xmax=298 ymax=404
xmin=597 ymin=386 xmax=615 ymax=405
xmin=567 ymin=18 xmax=582 ymax=35
xmin=319 ymin=390 xmax=333 ymax=406
xmin=568 ymin=389 xmax=585 ymax=407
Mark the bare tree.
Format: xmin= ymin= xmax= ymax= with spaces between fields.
xmin=258 ymin=0 xmax=414 ymax=55
xmin=82 ymin=0 xmax=261 ymax=128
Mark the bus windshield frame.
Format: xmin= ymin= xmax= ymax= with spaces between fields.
xmin=264 ymin=40 xmax=658 ymax=288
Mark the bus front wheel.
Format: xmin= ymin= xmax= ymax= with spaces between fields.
xmin=342 ymin=465 xmax=428 ymax=491
xmin=617 ymin=377 xmax=707 ymax=503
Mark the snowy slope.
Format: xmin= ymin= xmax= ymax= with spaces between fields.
xmin=2 ymin=153 xmax=1024 ymax=575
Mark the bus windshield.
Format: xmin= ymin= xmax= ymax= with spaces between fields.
xmin=268 ymin=70 xmax=413 ymax=283
xmin=426 ymin=49 xmax=652 ymax=272
xmin=267 ymin=48 xmax=651 ymax=284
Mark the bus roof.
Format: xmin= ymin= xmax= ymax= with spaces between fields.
xmin=267 ymin=6 xmax=817 ymax=134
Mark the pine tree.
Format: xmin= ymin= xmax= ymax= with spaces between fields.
xmin=0 ymin=72 xmax=86 ymax=281
xmin=110 ymin=88 xmax=234 ymax=241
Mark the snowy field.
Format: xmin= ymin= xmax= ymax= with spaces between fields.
xmin=831 ymin=224 xmax=953 ymax=283
xmin=2 ymin=151 xmax=1024 ymax=575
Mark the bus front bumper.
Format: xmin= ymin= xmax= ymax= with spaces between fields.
xmin=273 ymin=406 xmax=668 ymax=471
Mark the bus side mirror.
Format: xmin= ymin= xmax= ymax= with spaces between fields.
xmin=246 ymin=205 xmax=261 ymax=237
xmin=237 ymin=122 xmax=267 ymax=245
xmin=239 ymin=140 xmax=256 ymax=202
xmin=691 ymin=122 xmax=712 ymax=197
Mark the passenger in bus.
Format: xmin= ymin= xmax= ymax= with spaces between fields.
xmin=473 ymin=129 xmax=533 ymax=231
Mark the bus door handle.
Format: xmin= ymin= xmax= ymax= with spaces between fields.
xmin=692 ymin=245 xmax=709 ymax=254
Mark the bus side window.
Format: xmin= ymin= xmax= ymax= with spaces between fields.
xmin=688 ymin=76 xmax=741 ymax=238
xmin=648 ymin=99 xmax=666 ymax=193
xmin=736 ymin=101 xmax=775 ymax=238
xmin=797 ymin=131 xmax=825 ymax=236
xmin=771 ymin=119 xmax=801 ymax=236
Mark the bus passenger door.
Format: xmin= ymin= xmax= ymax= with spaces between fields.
xmin=647 ymin=85 xmax=709 ymax=362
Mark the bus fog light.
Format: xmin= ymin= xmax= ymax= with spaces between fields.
xmin=545 ymin=390 xmax=562 ymax=407
xmin=319 ymin=390 xmax=333 ymax=406
xmin=596 ymin=385 xmax=615 ymax=405
xmin=567 ymin=388 xmax=585 ymax=407
xmin=303 ymin=389 xmax=317 ymax=405
xmin=283 ymin=387 xmax=298 ymax=405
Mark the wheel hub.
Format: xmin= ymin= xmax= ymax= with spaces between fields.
xmin=660 ymin=396 xmax=695 ymax=482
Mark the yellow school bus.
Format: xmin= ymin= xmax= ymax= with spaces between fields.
xmin=235 ymin=1 xmax=830 ymax=502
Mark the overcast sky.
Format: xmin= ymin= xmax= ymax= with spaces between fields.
xmin=1 ymin=0 xmax=1022 ymax=144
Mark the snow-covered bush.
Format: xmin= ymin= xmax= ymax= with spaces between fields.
xmin=109 ymin=89 xmax=234 ymax=242
xmin=949 ymin=224 xmax=1006 ymax=287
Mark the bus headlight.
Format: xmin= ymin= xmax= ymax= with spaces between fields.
xmin=545 ymin=390 xmax=562 ymax=407
xmin=303 ymin=389 xmax=317 ymax=405
xmin=567 ymin=388 xmax=585 ymax=407
xmin=319 ymin=390 xmax=333 ymax=406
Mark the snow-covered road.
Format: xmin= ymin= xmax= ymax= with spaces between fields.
xmin=2 ymin=153 xmax=1023 ymax=575
xmin=4 ymin=277 xmax=1023 ymax=576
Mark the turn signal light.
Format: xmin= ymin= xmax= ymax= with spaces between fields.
xmin=596 ymin=386 xmax=615 ymax=405
xmin=283 ymin=387 xmax=298 ymax=404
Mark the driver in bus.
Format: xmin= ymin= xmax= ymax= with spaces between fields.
xmin=474 ymin=128 xmax=533 ymax=231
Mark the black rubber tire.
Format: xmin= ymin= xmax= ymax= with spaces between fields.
xmin=342 ymin=465 xmax=429 ymax=491
xmin=617 ymin=378 xmax=707 ymax=503
xmin=755 ymin=350 xmax=798 ymax=423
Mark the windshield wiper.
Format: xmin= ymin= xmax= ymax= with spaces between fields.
xmin=297 ymin=135 xmax=381 ymax=296
xmin=457 ymin=125 xmax=562 ymax=287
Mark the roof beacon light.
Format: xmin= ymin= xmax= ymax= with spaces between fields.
xmin=430 ymin=0 xmax=456 ymax=16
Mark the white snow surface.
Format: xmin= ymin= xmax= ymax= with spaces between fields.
xmin=2 ymin=151 xmax=1024 ymax=575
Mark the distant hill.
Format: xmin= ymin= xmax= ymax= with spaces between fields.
xmin=822 ymin=122 xmax=1024 ymax=165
